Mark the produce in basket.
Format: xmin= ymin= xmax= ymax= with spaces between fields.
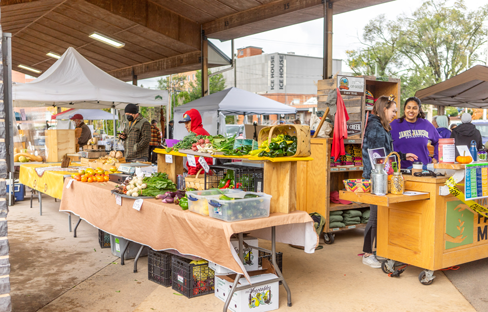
xmin=253 ymin=134 xmax=297 ymax=158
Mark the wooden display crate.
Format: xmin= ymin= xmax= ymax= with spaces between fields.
xmin=46 ymin=129 xmax=76 ymax=162
xmin=317 ymin=75 xmax=400 ymax=139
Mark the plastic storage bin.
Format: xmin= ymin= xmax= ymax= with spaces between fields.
xmin=110 ymin=235 xmax=148 ymax=260
xmin=7 ymin=183 xmax=25 ymax=201
xmin=186 ymin=189 xmax=244 ymax=216
xmin=172 ymin=256 xmax=215 ymax=298
xmin=208 ymin=192 xmax=272 ymax=222
xmin=204 ymin=164 xmax=264 ymax=192
xmin=148 ymin=250 xmax=172 ymax=287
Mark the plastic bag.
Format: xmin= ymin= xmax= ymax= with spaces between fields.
xmin=310 ymin=114 xmax=332 ymax=138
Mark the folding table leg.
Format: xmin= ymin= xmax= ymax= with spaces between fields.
xmin=38 ymin=192 xmax=42 ymax=216
xmin=121 ymin=241 xmax=131 ymax=266
xmin=133 ymin=246 xmax=145 ymax=273
xmin=30 ymin=190 xmax=33 ymax=208
xmin=68 ymin=213 xmax=72 ymax=232
xmin=272 ymin=226 xmax=292 ymax=306
xmin=73 ymin=218 xmax=82 ymax=238
xmin=223 ymin=273 xmax=242 ymax=312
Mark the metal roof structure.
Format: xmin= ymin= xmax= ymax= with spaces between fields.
xmin=3 ymin=0 xmax=393 ymax=80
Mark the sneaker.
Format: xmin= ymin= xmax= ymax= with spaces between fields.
xmin=362 ymin=255 xmax=381 ymax=268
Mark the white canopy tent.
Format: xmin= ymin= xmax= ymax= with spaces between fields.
xmin=13 ymin=47 xmax=168 ymax=141
xmin=13 ymin=47 xmax=168 ymax=109
xmin=173 ymin=87 xmax=297 ymax=139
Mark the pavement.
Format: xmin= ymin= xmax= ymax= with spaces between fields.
xmin=8 ymin=193 xmax=487 ymax=312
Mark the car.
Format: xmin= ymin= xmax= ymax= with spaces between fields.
xmin=472 ymin=121 xmax=488 ymax=145
xmin=225 ymin=124 xmax=244 ymax=138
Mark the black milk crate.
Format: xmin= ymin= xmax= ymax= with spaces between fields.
xmin=204 ymin=164 xmax=264 ymax=192
xmin=258 ymin=251 xmax=283 ymax=273
xmin=148 ymin=250 xmax=172 ymax=287
xmin=172 ymin=256 xmax=215 ymax=298
xmin=98 ymin=230 xmax=111 ymax=249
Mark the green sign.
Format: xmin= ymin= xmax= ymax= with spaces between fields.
xmin=445 ymin=200 xmax=474 ymax=250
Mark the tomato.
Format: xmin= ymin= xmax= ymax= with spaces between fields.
xmin=96 ymin=169 xmax=104 ymax=175
xmin=85 ymin=168 xmax=95 ymax=175
xmin=109 ymin=166 xmax=117 ymax=172
xmin=103 ymin=175 xmax=110 ymax=182
xmin=74 ymin=175 xmax=81 ymax=181
xmin=71 ymin=174 xmax=78 ymax=179
xmin=81 ymin=176 xmax=88 ymax=182
xmin=78 ymin=169 xmax=85 ymax=175
xmin=96 ymin=167 xmax=103 ymax=171
xmin=87 ymin=177 xmax=94 ymax=183
xmin=104 ymin=171 xmax=110 ymax=175
xmin=96 ymin=175 xmax=104 ymax=182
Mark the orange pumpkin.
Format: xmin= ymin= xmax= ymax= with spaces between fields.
xmin=456 ymin=155 xmax=473 ymax=164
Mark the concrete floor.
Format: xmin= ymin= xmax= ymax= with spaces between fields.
xmin=9 ymin=193 xmax=484 ymax=312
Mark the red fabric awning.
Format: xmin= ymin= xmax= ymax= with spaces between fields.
xmin=51 ymin=108 xmax=74 ymax=120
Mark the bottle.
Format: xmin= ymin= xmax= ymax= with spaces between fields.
xmin=470 ymin=140 xmax=478 ymax=161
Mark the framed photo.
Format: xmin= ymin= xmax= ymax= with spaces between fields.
xmin=367 ymin=148 xmax=398 ymax=174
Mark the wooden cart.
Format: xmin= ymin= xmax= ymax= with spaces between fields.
xmin=340 ymin=175 xmax=488 ymax=285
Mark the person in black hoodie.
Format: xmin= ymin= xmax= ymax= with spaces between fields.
xmin=450 ymin=113 xmax=483 ymax=157
xmin=361 ymin=95 xmax=418 ymax=268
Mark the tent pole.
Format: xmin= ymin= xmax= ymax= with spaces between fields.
xmin=112 ymin=105 xmax=116 ymax=150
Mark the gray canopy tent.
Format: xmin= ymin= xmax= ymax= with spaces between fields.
xmin=416 ymin=65 xmax=488 ymax=108
xmin=173 ymin=87 xmax=297 ymax=139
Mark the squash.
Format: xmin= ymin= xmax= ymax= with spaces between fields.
xmin=115 ymin=151 xmax=123 ymax=158
xmin=14 ymin=148 xmax=20 ymax=153
xmin=456 ymin=152 xmax=473 ymax=164
xmin=109 ymin=150 xmax=116 ymax=157
xmin=14 ymin=153 xmax=43 ymax=162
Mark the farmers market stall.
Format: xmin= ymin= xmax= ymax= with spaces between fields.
xmin=55 ymin=123 xmax=317 ymax=311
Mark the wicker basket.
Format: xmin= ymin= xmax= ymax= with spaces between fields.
xmin=343 ymin=179 xmax=371 ymax=193
xmin=268 ymin=125 xmax=311 ymax=157
xmin=185 ymin=169 xmax=219 ymax=191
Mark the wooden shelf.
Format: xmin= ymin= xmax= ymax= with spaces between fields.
xmin=339 ymin=190 xmax=430 ymax=207
xmin=330 ymin=166 xmax=363 ymax=172
xmin=434 ymin=163 xmax=466 ymax=170
xmin=328 ymin=223 xmax=366 ymax=233
xmin=329 ymin=202 xmax=370 ymax=211
xmin=326 ymin=138 xmax=362 ymax=144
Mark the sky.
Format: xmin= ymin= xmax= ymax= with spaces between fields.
xmin=138 ymin=0 xmax=487 ymax=89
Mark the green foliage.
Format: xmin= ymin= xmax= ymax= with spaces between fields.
xmin=184 ymin=70 xmax=226 ymax=105
xmin=346 ymin=0 xmax=488 ymax=105
xmin=446 ymin=107 xmax=459 ymax=117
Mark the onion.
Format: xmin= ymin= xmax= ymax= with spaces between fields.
xmin=165 ymin=197 xmax=174 ymax=203
xmin=155 ymin=194 xmax=167 ymax=199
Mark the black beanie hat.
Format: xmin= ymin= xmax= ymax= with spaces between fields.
xmin=125 ymin=103 xmax=139 ymax=114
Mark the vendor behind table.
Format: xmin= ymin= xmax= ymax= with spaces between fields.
xmin=70 ymin=113 xmax=92 ymax=148
xmin=179 ymin=109 xmax=213 ymax=175
xmin=118 ymin=104 xmax=151 ymax=162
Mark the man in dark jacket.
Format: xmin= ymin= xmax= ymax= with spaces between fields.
xmin=168 ymin=120 xmax=174 ymax=139
xmin=118 ymin=104 xmax=151 ymax=161
xmin=450 ymin=113 xmax=483 ymax=157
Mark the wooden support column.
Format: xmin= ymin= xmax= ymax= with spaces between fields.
xmin=437 ymin=106 xmax=445 ymax=116
xmin=132 ymin=69 xmax=137 ymax=86
xmin=157 ymin=154 xmax=184 ymax=184
xmin=202 ymin=33 xmax=209 ymax=97
xmin=323 ymin=0 xmax=333 ymax=79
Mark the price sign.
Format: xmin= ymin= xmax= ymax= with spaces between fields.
xmin=115 ymin=195 xmax=122 ymax=206
xmin=187 ymin=155 xmax=196 ymax=167
xmin=198 ymin=157 xmax=209 ymax=173
xmin=133 ymin=199 xmax=143 ymax=211
xmin=165 ymin=155 xmax=173 ymax=163
xmin=66 ymin=179 xmax=74 ymax=188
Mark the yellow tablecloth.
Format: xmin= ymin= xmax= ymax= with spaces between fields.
xmin=19 ymin=163 xmax=78 ymax=199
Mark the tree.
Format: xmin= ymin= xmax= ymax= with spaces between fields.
xmin=446 ymin=107 xmax=458 ymax=117
xmin=346 ymin=0 xmax=488 ymax=105
xmin=185 ymin=70 xmax=226 ymax=104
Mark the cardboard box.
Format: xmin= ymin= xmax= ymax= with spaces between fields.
xmin=230 ymin=236 xmax=259 ymax=272
xmin=215 ymin=273 xmax=279 ymax=312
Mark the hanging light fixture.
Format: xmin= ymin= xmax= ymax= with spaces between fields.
xmin=89 ymin=32 xmax=125 ymax=48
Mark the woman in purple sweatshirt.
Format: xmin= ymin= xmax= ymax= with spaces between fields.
xmin=390 ymin=97 xmax=440 ymax=169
